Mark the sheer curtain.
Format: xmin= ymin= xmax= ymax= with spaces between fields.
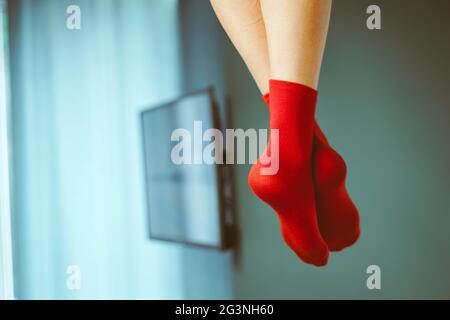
xmin=8 ymin=0 xmax=192 ymax=299
xmin=0 ymin=0 xmax=14 ymax=300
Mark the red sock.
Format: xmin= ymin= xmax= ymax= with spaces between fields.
xmin=313 ymin=124 xmax=360 ymax=251
xmin=249 ymin=79 xmax=329 ymax=266
xmin=262 ymin=92 xmax=360 ymax=252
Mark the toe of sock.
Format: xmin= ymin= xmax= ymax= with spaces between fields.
xmin=297 ymin=247 xmax=330 ymax=267
xmin=327 ymin=227 xmax=360 ymax=252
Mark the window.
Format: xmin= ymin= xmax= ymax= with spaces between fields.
xmin=0 ymin=0 xmax=14 ymax=300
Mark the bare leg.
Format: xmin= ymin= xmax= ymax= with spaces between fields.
xmin=260 ymin=0 xmax=332 ymax=89
xmin=210 ymin=0 xmax=270 ymax=93
xmin=211 ymin=0 xmax=331 ymax=91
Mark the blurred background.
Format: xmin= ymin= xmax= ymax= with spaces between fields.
xmin=1 ymin=0 xmax=449 ymax=299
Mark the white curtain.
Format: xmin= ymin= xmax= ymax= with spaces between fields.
xmin=0 ymin=0 xmax=14 ymax=300
xmin=8 ymin=0 xmax=189 ymax=299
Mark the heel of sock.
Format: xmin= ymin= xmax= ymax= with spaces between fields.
xmin=248 ymin=161 xmax=287 ymax=210
xmin=314 ymin=142 xmax=347 ymax=190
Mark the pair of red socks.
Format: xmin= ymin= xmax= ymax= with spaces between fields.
xmin=248 ymin=79 xmax=360 ymax=266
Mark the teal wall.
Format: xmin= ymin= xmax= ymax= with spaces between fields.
xmin=227 ymin=0 xmax=450 ymax=299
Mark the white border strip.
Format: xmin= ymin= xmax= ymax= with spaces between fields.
xmin=0 ymin=0 xmax=14 ymax=300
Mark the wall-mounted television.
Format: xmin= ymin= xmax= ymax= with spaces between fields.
xmin=141 ymin=88 xmax=231 ymax=249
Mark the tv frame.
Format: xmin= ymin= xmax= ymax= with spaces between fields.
xmin=140 ymin=87 xmax=230 ymax=250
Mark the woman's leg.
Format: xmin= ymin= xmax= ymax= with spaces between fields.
xmin=260 ymin=0 xmax=332 ymax=89
xmin=211 ymin=0 xmax=332 ymax=265
xmin=211 ymin=0 xmax=331 ymax=91
xmin=258 ymin=0 xmax=359 ymax=250
xmin=247 ymin=1 xmax=333 ymax=265
xmin=210 ymin=0 xmax=270 ymax=93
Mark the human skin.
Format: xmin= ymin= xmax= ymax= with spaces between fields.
xmin=210 ymin=0 xmax=332 ymax=91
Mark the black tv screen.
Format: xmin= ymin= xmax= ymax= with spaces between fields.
xmin=141 ymin=88 xmax=226 ymax=249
